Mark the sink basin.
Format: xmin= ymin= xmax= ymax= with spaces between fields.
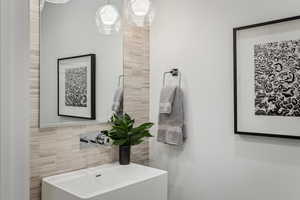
xmin=42 ymin=163 xmax=168 ymax=200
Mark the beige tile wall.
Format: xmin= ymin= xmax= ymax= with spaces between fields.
xmin=30 ymin=0 xmax=150 ymax=199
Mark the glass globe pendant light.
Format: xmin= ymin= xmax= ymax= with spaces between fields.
xmin=95 ymin=0 xmax=121 ymax=35
xmin=127 ymin=0 xmax=154 ymax=27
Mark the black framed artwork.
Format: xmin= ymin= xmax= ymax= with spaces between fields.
xmin=234 ymin=15 xmax=300 ymax=139
xmin=58 ymin=54 xmax=96 ymax=119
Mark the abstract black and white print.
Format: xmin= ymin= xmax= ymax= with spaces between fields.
xmin=255 ymin=39 xmax=300 ymax=117
xmin=65 ymin=66 xmax=88 ymax=107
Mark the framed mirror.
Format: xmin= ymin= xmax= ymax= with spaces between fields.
xmin=40 ymin=0 xmax=123 ymax=128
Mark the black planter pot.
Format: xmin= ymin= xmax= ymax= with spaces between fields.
xmin=119 ymin=145 xmax=131 ymax=165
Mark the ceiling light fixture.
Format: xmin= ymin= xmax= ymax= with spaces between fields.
xmin=95 ymin=1 xmax=121 ymax=35
xmin=127 ymin=0 xmax=154 ymax=27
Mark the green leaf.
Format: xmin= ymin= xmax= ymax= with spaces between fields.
xmin=130 ymin=122 xmax=154 ymax=135
xmin=101 ymin=113 xmax=154 ymax=146
xmin=113 ymin=138 xmax=129 ymax=146
xmin=131 ymin=139 xmax=144 ymax=145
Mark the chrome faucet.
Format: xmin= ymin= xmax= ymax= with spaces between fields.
xmin=80 ymin=132 xmax=110 ymax=149
xmin=95 ymin=133 xmax=110 ymax=145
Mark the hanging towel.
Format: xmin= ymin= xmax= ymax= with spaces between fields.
xmin=157 ymin=87 xmax=184 ymax=145
xmin=159 ymin=86 xmax=176 ymax=114
xmin=112 ymin=87 xmax=123 ymax=115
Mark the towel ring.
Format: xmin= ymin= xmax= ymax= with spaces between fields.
xmin=118 ymin=75 xmax=124 ymax=87
xmin=163 ymin=68 xmax=181 ymax=88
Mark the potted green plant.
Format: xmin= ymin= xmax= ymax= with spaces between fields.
xmin=101 ymin=113 xmax=154 ymax=165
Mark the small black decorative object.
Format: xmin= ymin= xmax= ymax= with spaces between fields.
xmin=119 ymin=145 xmax=131 ymax=165
xmin=58 ymin=54 xmax=96 ymax=119
xmin=102 ymin=113 xmax=154 ymax=165
xmin=234 ymin=15 xmax=300 ymax=139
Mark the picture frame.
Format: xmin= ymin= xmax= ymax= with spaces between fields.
xmin=58 ymin=54 xmax=96 ymax=120
xmin=233 ymin=15 xmax=300 ymax=139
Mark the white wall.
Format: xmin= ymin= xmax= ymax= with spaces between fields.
xmin=150 ymin=0 xmax=300 ymax=200
xmin=40 ymin=0 xmax=123 ymax=127
xmin=0 ymin=0 xmax=30 ymax=199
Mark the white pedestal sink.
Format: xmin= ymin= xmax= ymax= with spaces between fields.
xmin=42 ymin=163 xmax=168 ymax=200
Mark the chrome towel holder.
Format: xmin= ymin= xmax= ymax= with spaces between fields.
xmin=118 ymin=75 xmax=124 ymax=87
xmin=163 ymin=68 xmax=181 ymax=88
